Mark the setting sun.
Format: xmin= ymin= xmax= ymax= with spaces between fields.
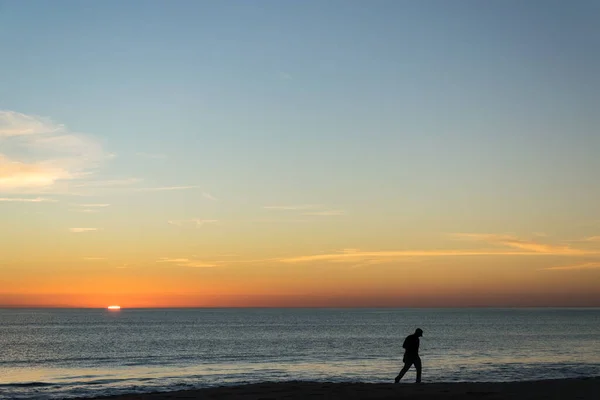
xmin=107 ymin=305 xmax=121 ymax=310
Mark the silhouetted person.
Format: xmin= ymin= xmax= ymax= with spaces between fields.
xmin=394 ymin=328 xmax=423 ymax=383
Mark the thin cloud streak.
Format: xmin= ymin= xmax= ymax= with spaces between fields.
xmin=168 ymin=219 xmax=218 ymax=227
xmin=157 ymin=258 xmax=191 ymax=263
xmin=219 ymin=257 xmax=280 ymax=265
xmin=69 ymin=228 xmax=98 ymax=233
xmin=0 ymin=197 xmax=56 ymax=202
xmin=83 ymin=257 xmax=106 ymax=261
xmin=70 ymin=203 xmax=109 ymax=213
xmin=156 ymin=257 xmax=216 ymax=268
xmin=250 ymin=219 xmax=312 ymax=223
xmin=544 ymin=262 xmax=600 ymax=271
xmin=279 ymin=249 xmax=559 ymax=264
xmin=281 ymin=245 xmax=600 ymax=263
xmin=452 ymin=233 xmax=590 ymax=255
xmin=583 ymin=236 xmax=600 ymax=242
xmin=202 ymin=192 xmax=218 ymax=201
xmin=182 ymin=262 xmax=218 ymax=268
xmin=157 ymin=256 xmax=276 ymax=268
xmin=281 ymin=233 xmax=600 ymax=264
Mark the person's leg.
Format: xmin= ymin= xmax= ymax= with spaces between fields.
xmin=394 ymin=361 xmax=413 ymax=383
xmin=414 ymin=356 xmax=422 ymax=383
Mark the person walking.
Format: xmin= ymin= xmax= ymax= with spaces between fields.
xmin=394 ymin=328 xmax=423 ymax=383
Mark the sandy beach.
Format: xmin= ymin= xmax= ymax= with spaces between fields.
xmin=92 ymin=377 xmax=599 ymax=400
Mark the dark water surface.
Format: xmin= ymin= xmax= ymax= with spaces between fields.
xmin=1 ymin=308 xmax=599 ymax=399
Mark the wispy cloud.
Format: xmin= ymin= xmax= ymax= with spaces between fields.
xmin=70 ymin=203 xmax=110 ymax=213
xmin=175 ymin=261 xmax=217 ymax=268
xmin=281 ymin=233 xmax=600 ymax=264
xmin=582 ymin=236 xmax=600 ymax=242
xmin=156 ymin=256 xmax=274 ymax=268
xmin=202 ymin=192 xmax=218 ymax=201
xmin=156 ymin=257 xmax=216 ymax=268
xmin=544 ymin=262 xmax=600 ymax=271
xmin=250 ymin=219 xmax=313 ymax=223
xmin=264 ymin=205 xmax=321 ymax=210
xmin=0 ymin=155 xmax=69 ymax=190
xmin=69 ymin=228 xmax=98 ymax=233
xmin=83 ymin=257 xmax=106 ymax=261
xmin=0 ymin=110 xmax=109 ymax=193
xmin=168 ymin=219 xmax=218 ymax=227
xmin=451 ymin=233 xmax=591 ymax=255
xmin=0 ymin=197 xmax=57 ymax=202
xmin=137 ymin=186 xmax=199 ymax=192
xmin=157 ymin=258 xmax=191 ymax=263
xmin=0 ymin=111 xmax=61 ymax=136
xmin=279 ymin=249 xmax=551 ymax=264
xmin=135 ymin=152 xmax=167 ymax=159
xmin=71 ymin=204 xmax=110 ymax=214
xmin=223 ymin=257 xmax=278 ymax=265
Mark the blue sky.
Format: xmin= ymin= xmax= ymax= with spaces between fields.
xmin=2 ymin=0 xmax=599 ymax=229
xmin=1 ymin=1 xmax=599 ymax=306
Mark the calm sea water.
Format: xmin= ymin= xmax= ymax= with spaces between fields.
xmin=1 ymin=308 xmax=599 ymax=399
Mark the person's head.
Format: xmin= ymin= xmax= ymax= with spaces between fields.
xmin=415 ymin=328 xmax=423 ymax=337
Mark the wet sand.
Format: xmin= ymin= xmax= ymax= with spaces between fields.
xmin=92 ymin=377 xmax=599 ymax=399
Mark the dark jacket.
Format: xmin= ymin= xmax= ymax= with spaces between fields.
xmin=402 ymin=333 xmax=420 ymax=360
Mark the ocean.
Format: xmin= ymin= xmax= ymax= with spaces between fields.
xmin=1 ymin=308 xmax=599 ymax=399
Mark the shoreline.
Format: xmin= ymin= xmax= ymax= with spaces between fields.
xmin=91 ymin=377 xmax=600 ymax=399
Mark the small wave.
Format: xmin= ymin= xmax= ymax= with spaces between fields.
xmin=62 ymin=378 xmax=141 ymax=387
xmin=0 ymin=382 xmax=56 ymax=388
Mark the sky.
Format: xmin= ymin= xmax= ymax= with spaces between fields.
xmin=1 ymin=0 xmax=599 ymax=308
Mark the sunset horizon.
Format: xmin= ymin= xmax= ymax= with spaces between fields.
xmin=2 ymin=1 xmax=599 ymax=309
xmin=2 ymin=2 xmax=599 ymax=398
